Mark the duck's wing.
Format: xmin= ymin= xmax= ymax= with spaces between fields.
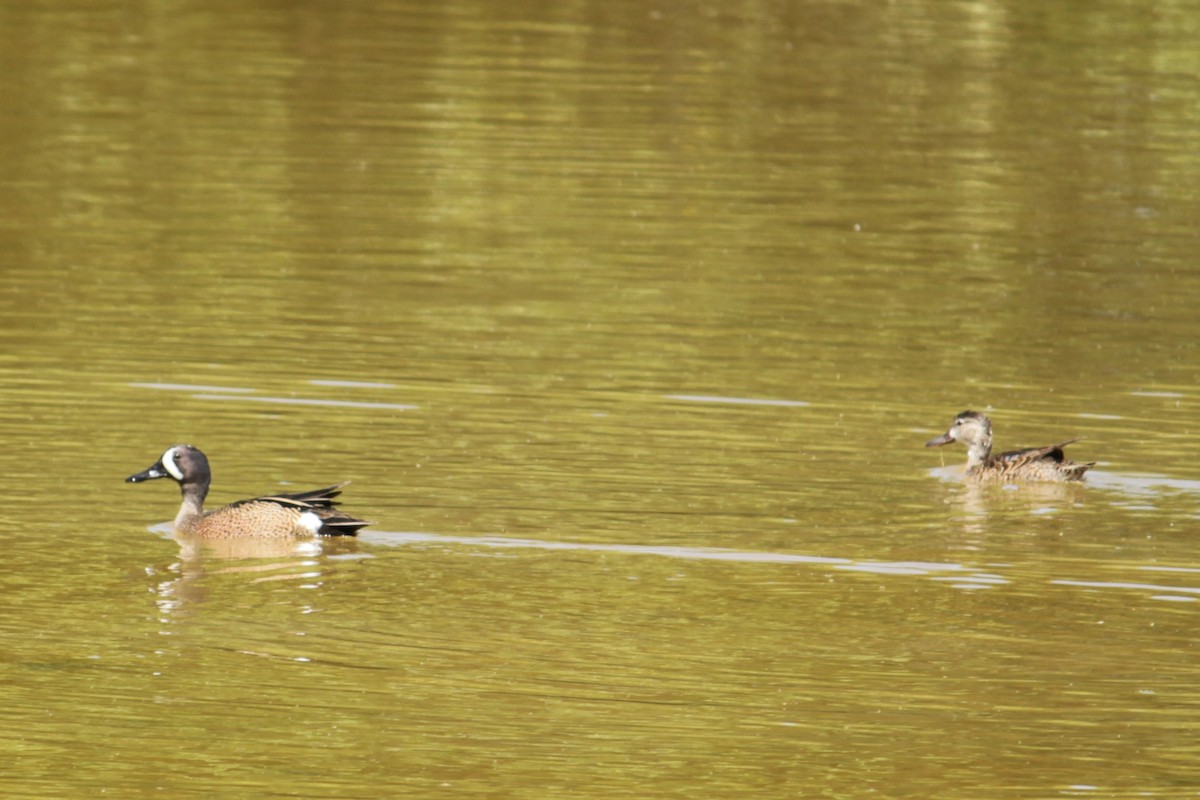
xmin=230 ymin=482 xmax=349 ymax=511
xmin=991 ymin=439 xmax=1082 ymax=467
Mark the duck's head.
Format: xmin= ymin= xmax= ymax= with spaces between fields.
xmin=925 ymin=411 xmax=993 ymax=462
xmin=126 ymin=444 xmax=211 ymax=492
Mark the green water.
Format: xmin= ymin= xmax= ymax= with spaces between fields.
xmin=2 ymin=1 xmax=1199 ymax=797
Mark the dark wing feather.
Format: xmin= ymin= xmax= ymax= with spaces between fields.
xmin=226 ymin=482 xmax=349 ymax=512
xmin=317 ymin=516 xmax=373 ymax=536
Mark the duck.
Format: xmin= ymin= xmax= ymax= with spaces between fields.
xmin=126 ymin=444 xmax=371 ymax=538
xmin=925 ymin=410 xmax=1094 ymax=483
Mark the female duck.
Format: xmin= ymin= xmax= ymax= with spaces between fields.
xmin=127 ymin=444 xmax=371 ymax=538
xmin=925 ymin=411 xmax=1094 ymax=483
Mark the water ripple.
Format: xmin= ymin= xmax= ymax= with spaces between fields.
xmin=663 ymin=394 xmax=810 ymax=408
xmin=193 ymin=394 xmax=418 ymax=411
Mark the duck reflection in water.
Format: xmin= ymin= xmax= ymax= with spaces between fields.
xmin=127 ymin=444 xmax=370 ymax=606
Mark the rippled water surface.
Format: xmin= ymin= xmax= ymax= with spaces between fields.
xmin=2 ymin=1 xmax=1200 ymax=798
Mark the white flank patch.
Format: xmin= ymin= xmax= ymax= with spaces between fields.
xmin=161 ymin=446 xmax=184 ymax=480
xmin=297 ymin=511 xmax=323 ymax=534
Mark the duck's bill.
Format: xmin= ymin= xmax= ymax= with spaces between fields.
xmin=924 ymin=432 xmax=954 ymax=448
xmin=126 ymin=460 xmax=168 ymax=483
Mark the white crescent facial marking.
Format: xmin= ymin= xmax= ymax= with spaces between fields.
xmin=297 ymin=511 xmax=323 ymax=534
xmin=161 ymin=446 xmax=185 ymax=481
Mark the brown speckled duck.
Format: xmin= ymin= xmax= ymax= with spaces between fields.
xmin=126 ymin=445 xmax=371 ymax=538
xmin=925 ymin=411 xmax=1094 ymax=483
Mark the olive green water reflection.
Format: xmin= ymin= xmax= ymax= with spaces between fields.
xmin=3 ymin=0 xmax=1200 ymax=798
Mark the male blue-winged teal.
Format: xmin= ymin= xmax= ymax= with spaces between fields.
xmin=126 ymin=445 xmax=371 ymax=538
xmin=925 ymin=411 xmax=1094 ymax=483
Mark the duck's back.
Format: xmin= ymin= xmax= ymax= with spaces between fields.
xmin=185 ymin=484 xmax=370 ymax=539
xmin=971 ymin=440 xmax=1093 ymax=483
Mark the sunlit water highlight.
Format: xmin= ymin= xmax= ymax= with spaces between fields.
xmin=130 ymin=381 xmax=419 ymax=410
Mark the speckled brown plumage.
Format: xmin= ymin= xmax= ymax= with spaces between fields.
xmin=925 ymin=410 xmax=1094 ymax=483
xmin=127 ymin=444 xmax=371 ymax=539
